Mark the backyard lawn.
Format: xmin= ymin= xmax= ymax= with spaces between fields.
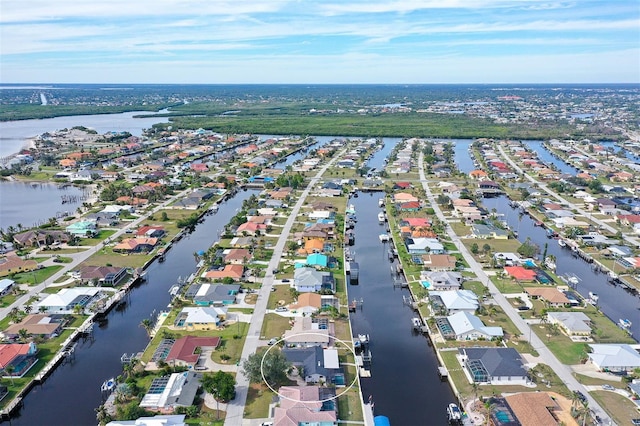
xmin=11 ymin=265 xmax=63 ymax=285
xmin=590 ymin=390 xmax=639 ymax=426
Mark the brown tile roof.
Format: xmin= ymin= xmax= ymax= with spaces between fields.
xmin=505 ymin=392 xmax=561 ymax=426
xmin=166 ymin=336 xmax=220 ymax=364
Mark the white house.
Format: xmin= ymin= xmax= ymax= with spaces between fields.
xmin=36 ymin=287 xmax=105 ymax=313
xmin=588 ymin=344 xmax=640 ymax=373
xmin=447 ymin=311 xmax=503 ymax=341
xmin=546 ymin=312 xmax=592 ymax=337
xmin=430 ymin=290 xmax=479 ymax=315
xmin=420 ymin=271 xmax=462 ymax=291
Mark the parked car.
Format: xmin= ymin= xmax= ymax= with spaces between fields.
xmin=281 ymin=278 xmax=290 ymax=283
xmin=601 ymin=384 xmax=615 ymax=391
xmin=275 ymin=306 xmax=288 ymax=312
xmin=267 ymin=338 xmax=278 ymax=346
xmin=574 ymin=390 xmax=587 ymax=403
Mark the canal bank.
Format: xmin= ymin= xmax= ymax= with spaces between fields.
xmin=4 ymin=189 xmax=258 ymax=426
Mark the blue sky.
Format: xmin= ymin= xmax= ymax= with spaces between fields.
xmin=1 ymin=0 xmax=638 ymax=84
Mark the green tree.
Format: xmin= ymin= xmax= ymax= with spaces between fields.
xmin=242 ymin=349 xmax=291 ymax=387
xmin=202 ymin=371 xmax=236 ymax=420
xmin=470 ymin=243 xmax=479 ymax=254
xmin=18 ymin=328 xmax=30 ymax=342
xmin=140 ymin=318 xmax=154 ymax=337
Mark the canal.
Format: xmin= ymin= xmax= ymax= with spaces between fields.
xmin=347 ymin=138 xmax=456 ymax=425
xmin=8 ymin=189 xmax=258 ymax=426
xmin=522 ymin=140 xmax=579 ymax=175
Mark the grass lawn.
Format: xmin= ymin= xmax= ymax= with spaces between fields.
xmin=11 ymin=265 xmax=63 ymax=285
xmin=260 ymin=313 xmax=292 ymax=340
xmin=338 ymin=388 xmax=364 ymax=421
xmin=531 ymin=324 xmax=589 ymax=365
xmin=211 ymin=322 xmax=249 ymax=365
xmin=590 ymin=390 xmax=639 ymax=426
xmin=267 ymin=285 xmax=295 ymax=309
xmin=244 ymin=383 xmax=274 ymax=419
xmin=80 ymin=229 xmax=117 ymax=245
xmin=573 ymin=374 xmax=623 ymax=387
xmin=79 ymin=247 xmax=152 ymax=268
xmin=461 ymin=238 xmax=521 ymax=254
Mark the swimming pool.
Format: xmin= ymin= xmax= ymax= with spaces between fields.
xmin=421 ymin=280 xmax=432 ymax=289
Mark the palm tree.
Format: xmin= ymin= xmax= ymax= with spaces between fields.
xmin=23 ymin=305 xmax=32 ymax=315
xmin=18 ymin=328 xmax=30 ymax=343
xmin=140 ymin=318 xmax=153 ymax=337
xmin=4 ymin=365 xmax=15 ymax=384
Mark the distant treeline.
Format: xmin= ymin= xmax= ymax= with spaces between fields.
xmin=0 ymin=104 xmax=174 ymax=122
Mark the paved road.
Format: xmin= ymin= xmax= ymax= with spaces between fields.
xmin=224 ymin=148 xmax=347 ymax=426
xmin=496 ymin=143 xmax=640 ymax=248
xmin=0 ymin=187 xmax=192 ymax=320
xmin=417 ymin=150 xmax=615 ymax=426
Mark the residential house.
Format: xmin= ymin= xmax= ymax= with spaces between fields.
xmin=186 ymin=283 xmax=240 ymax=306
xmin=282 ymin=346 xmax=344 ymax=385
xmin=458 ymin=347 xmax=528 ymax=385
xmin=429 ymin=290 xmax=479 ymax=315
xmin=36 ymin=287 xmax=104 ymax=313
xmin=0 ymin=255 xmax=38 ymax=277
xmin=471 ymin=224 xmax=509 ymax=239
xmin=174 ymin=307 xmax=228 ymax=330
xmin=303 ymin=253 xmax=328 ymax=268
xmin=106 ymin=415 xmax=187 ymax=426
xmin=587 ymin=344 xmax=640 ymax=373
xmin=13 ymin=230 xmax=70 ymax=247
xmin=299 ymin=239 xmax=325 ymax=255
xmin=406 ymin=238 xmax=444 ymax=254
xmin=446 ymin=311 xmax=503 ymax=341
xmin=421 ymin=254 xmax=457 ymax=271
xmin=165 ymin=337 xmax=221 ymax=368
xmin=525 ymin=288 xmax=570 ymax=308
xmin=504 ymin=392 xmax=572 ymax=426
xmin=293 ymin=267 xmax=335 ymax=293
xmin=392 ymin=192 xmax=419 ymax=204
xmin=3 ymin=314 xmax=66 ymax=340
xmin=420 ymin=271 xmax=462 ymax=291
xmin=65 ymin=220 xmax=98 ymax=237
xmin=223 ymin=249 xmax=252 ymax=265
xmin=0 ymin=343 xmax=38 ymax=377
xmin=288 ymin=293 xmax=337 ymax=315
xmin=546 ymin=312 xmax=592 ymax=338
xmin=236 ymin=222 xmax=267 ymax=236
xmin=283 ymin=317 xmax=331 ymax=347
xmin=139 ymin=371 xmax=203 ymax=413
xmin=273 ymin=386 xmax=337 ymax=426
xmin=78 ymin=265 xmax=128 ymax=286
xmin=113 ymin=237 xmax=158 ymax=253
xmin=504 ymin=266 xmax=537 ymax=282
xmin=135 ymin=226 xmax=166 ymax=238
xmin=203 ymin=264 xmax=244 ymax=281
xmin=0 ymin=278 xmax=15 ymax=296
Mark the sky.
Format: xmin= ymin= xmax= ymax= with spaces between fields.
xmin=1 ymin=0 xmax=639 ymax=84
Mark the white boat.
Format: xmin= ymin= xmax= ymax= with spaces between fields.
xmin=447 ymin=403 xmax=462 ymax=422
xmin=619 ymin=318 xmax=632 ymax=328
xmin=608 ymin=271 xmax=618 ymax=279
xmin=544 ymin=257 xmax=556 ymax=271
xmin=378 ymin=212 xmax=385 ymax=224
xmin=101 ymin=377 xmax=116 ymax=392
xmin=588 ymin=292 xmax=599 ymax=303
xmin=358 ymin=334 xmax=370 ymax=344
xmin=379 ymin=233 xmax=390 ymax=243
xmin=558 ymin=239 xmax=567 ymax=248
xmin=412 ymin=317 xmax=422 ymax=329
xmin=378 ymin=198 xmax=385 ymax=207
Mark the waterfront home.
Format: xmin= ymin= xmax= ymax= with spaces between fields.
xmin=202 ymin=264 xmax=244 ymax=281
xmin=503 ymin=266 xmax=537 ymax=282
xmin=551 ymin=216 xmax=590 ymax=229
xmin=392 ymin=192 xmax=419 ymax=204
xmin=445 ymin=311 xmax=503 ymax=341
xmin=504 ymin=392 xmax=575 ymax=426
xmin=469 ymin=169 xmax=489 ymax=180
xmin=78 ymin=265 xmax=127 ymax=286
xmin=0 ymin=242 xmax=15 ymax=254
xmin=421 ymin=254 xmax=457 ymax=271
xmin=174 ymin=307 xmax=227 ymax=330
xmin=524 ymin=288 xmax=570 ymax=308
xmin=293 ymin=267 xmax=335 ymax=293
xmin=165 ymin=337 xmax=221 ymax=368
xmin=3 ymin=314 xmax=66 ymax=340
xmin=0 ymin=342 xmax=38 ymax=377
xmin=36 ymin=287 xmax=104 ymax=313
xmin=228 ymin=236 xmax=254 ymax=248
xmin=546 ymin=312 xmax=592 ymax=338
xmin=587 ymin=344 xmax=640 ymax=373
xmin=493 ymin=252 xmax=522 ymax=267
xmin=0 ymin=254 xmax=38 ymax=277
xmin=139 ymin=371 xmax=202 ymax=413
xmin=13 ymin=229 xmax=70 ymax=247
xmin=113 ymin=237 xmax=158 ymax=253
xmin=273 ymin=386 xmax=337 ymax=426
xmin=282 ymin=346 xmax=343 ymax=385
xmin=406 ymin=237 xmax=444 ymax=255
xmin=302 ymin=253 xmax=329 ymax=268
xmin=420 ymin=271 xmax=462 ymax=291
xmin=135 ymin=226 xmax=166 ymax=238
xmin=186 ymin=283 xmax=240 ymax=306
xmin=115 ymin=196 xmax=148 ymax=206
xmin=471 ymin=224 xmax=509 ymax=240
xmin=283 ymin=317 xmax=331 ymax=347
xmin=236 ymin=222 xmax=267 ymax=236
xmin=223 ymin=248 xmax=252 ymax=264
xmin=299 ymin=239 xmax=325 ymax=255
xmin=429 ymin=290 xmax=479 ymax=315
xmin=171 ymin=197 xmax=200 ymax=209
xmin=85 ymin=211 xmax=119 ymax=227
xmin=458 ymin=347 xmax=528 ymax=385
xmin=0 ymin=278 xmax=15 ymax=296
xmin=288 ymin=293 xmax=338 ymax=315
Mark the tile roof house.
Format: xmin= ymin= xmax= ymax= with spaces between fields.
xmin=113 ymin=237 xmax=158 ymax=253
xmin=223 ymin=248 xmax=252 ymax=265
xmin=283 ymin=317 xmax=331 ymax=347
xmin=13 ymin=230 xmax=70 ymax=247
xmin=504 ymin=392 xmax=569 ymax=426
xmin=525 ymin=288 xmax=570 ymax=307
xmin=78 ymin=265 xmax=128 ymax=286
xmin=273 ymin=386 xmax=337 ymax=426
xmin=0 ymin=255 xmax=38 ymax=278
xmin=503 ymin=266 xmax=537 ymax=282
xmin=165 ymin=336 xmax=221 ymax=367
xmin=0 ymin=342 xmax=38 ymax=378
xmin=203 ymin=264 xmax=244 ymax=281
xmin=458 ymin=347 xmax=528 ymax=385
xmin=421 ymin=254 xmax=457 ymax=271
xmin=3 ymin=314 xmax=65 ymax=340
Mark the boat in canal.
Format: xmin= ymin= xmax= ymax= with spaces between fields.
xmin=100 ymin=377 xmax=116 ymax=393
xmin=558 ymin=239 xmax=567 ymax=248
xmin=544 ymin=257 xmax=556 ymax=271
xmin=619 ymin=318 xmax=632 ymax=329
xmin=378 ymin=212 xmax=385 ymax=223
xmin=447 ymin=403 xmax=462 ymax=423
xmin=412 ymin=317 xmax=422 ymax=330
xmin=378 ymin=198 xmax=385 ymax=207
xmin=379 ymin=233 xmax=389 ymax=243
xmin=588 ymin=292 xmax=599 ymax=304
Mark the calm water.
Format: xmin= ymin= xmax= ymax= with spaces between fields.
xmin=0 ymin=181 xmax=87 ymax=230
xmin=7 ymin=190 xmax=257 ymax=426
xmin=0 ymin=111 xmax=168 ymax=157
xmin=522 ymin=140 xmax=579 ymax=175
xmin=348 ymin=194 xmax=456 ymax=425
